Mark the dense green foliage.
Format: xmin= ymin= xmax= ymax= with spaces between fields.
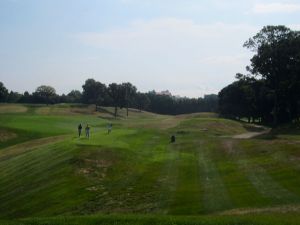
xmin=33 ymin=85 xmax=57 ymax=105
xmin=219 ymin=26 xmax=300 ymax=126
xmin=0 ymin=82 xmax=9 ymax=102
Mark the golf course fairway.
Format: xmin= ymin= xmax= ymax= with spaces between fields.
xmin=0 ymin=103 xmax=300 ymax=225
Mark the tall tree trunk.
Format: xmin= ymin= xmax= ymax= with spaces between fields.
xmin=273 ymin=92 xmax=278 ymax=127
xmin=126 ymin=102 xmax=129 ymax=117
xmin=114 ymin=106 xmax=117 ymax=118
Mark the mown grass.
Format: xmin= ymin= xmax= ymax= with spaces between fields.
xmin=0 ymin=141 xmax=91 ymax=218
xmin=1 ymin=104 xmax=300 ymax=224
xmin=1 ymin=213 xmax=300 ymax=225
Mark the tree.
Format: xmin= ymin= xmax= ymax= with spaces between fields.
xmin=243 ymin=25 xmax=300 ymax=125
xmin=0 ymin=82 xmax=8 ymax=102
xmin=219 ymin=80 xmax=246 ymax=120
xmin=120 ymin=82 xmax=137 ymax=116
xmin=219 ymin=77 xmax=258 ymax=122
xmin=108 ymin=83 xmax=122 ymax=118
xmin=145 ymin=91 xmax=175 ymax=114
xmin=82 ymin=79 xmax=107 ymax=110
xmin=135 ymin=92 xmax=150 ymax=112
xmin=19 ymin=91 xmax=32 ymax=103
xmin=33 ymin=85 xmax=57 ymax=105
xmin=7 ymin=91 xmax=22 ymax=103
xmin=203 ymin=94 xmax=218 ymax=112
xmin=67 ymin=90 xmax=82 ymax=103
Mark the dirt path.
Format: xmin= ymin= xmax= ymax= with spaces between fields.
xmin=233 ymin=126 xmax=271 ymax=139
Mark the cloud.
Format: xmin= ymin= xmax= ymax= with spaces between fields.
xmin=199 ymin=54 xmax=250 ymax=65
xmin=253 ymin=2 xmax=300 ymax=14
xmin=75 ymin=18 xmax=256 ymax=97
xmin=77 ymin=18 xmax=257 ymax=51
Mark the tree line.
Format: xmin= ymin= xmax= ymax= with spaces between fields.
xmin=0 ymin=80 xmax=218 ymax=117
xmin=218 ymin=25 xmax=300 ymax=126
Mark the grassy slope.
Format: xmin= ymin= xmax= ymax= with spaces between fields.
xmin=1 ymin=104 xmax=300 ymax=224
xmin=1 ymin=214 xmax=300 ymax=225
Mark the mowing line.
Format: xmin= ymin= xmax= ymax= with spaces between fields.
xmin=197 ymin=139 xmax=233 ymax=213
xmin=235 ymin=141 xmax=299 ymax=205
xmin=167 ymin=140 xmax=202 ymax=215
xmin=157 ymin=141 xmax=180 ymax=214
xmin=238 ymin=159 xmax=298 ymax=204
xmin=218 ymin=139 xmax=269 ymax=208
xmin=0 ymin=135 xmax=69 ymax=161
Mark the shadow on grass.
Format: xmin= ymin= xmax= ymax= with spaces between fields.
xmin=0 ymin=127 xmax=44 ymax=149
xmin=255 ymin=123 xmax=300 ymax=140
xmin=97 ymin=107 xmax=126 ymax=120
xmin=254 ymin=133 xmax=277 ymax=140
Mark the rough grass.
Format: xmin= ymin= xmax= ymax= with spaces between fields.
xmin=0 ymin=129 xmax=17 ymax=142
xmin=1 ymin=104 xmax=300 ymax=224
xmin=0 ymin=104 xmax=28 ymax=113
xmin=35 ymin=104 xmax=97 ymax=115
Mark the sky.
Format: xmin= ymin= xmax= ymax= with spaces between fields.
xmin=0 ymin=0 xmax=300 ymax=97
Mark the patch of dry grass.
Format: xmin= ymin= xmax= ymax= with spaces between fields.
xmin=35 ymin=105 xmax=96 ymax=115
xmin=0 ymin=129 xmax=17 ymax=142
xmin=0 ymin=104 xmax=28 ymax=114
xmin=219 ymin=204 xmax=300 ymax=215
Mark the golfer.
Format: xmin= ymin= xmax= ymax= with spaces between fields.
xmin=78 ymin=123 xmax=82 ymax=137
xmin=85 ymin=124 xmax=90 ymax=138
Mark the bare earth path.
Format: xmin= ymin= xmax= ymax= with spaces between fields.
xmin=233 ymin=125 xmax=271 ymax=139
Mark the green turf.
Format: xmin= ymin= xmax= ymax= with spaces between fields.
xmin=1 ymin=214 xmax=300 ymax=225
xmin=1 ymin=104 xmax=300 ymax=224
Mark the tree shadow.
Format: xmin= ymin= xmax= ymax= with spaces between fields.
xmin=96 ymin=107 xmax=125 ymax=119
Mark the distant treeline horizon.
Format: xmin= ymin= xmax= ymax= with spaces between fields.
xmin=0 ymin=80 xmax=218 ymax=116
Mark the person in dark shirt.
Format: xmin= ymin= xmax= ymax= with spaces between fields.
xmin=78 ymin=123 xmax=82 ymax=137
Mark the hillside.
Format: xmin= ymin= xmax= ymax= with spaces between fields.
xmin=0 ymin=104 xmax=300 ymax=224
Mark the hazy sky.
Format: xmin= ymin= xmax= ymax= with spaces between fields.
xmin=0 ymin=0 xmax=300 ymax=97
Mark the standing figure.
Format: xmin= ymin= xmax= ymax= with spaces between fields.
xmin=107 ymin=123 xmax=112 ymax=134
xmin=78 ymin=123 xmax=82 ymax=137
xmin=85 ymin=124 xmax=90 ymax=139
